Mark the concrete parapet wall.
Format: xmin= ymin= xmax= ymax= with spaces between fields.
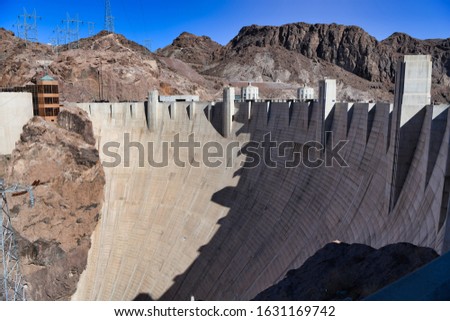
xmin=0 ymin=92 xmax=33 ymax=155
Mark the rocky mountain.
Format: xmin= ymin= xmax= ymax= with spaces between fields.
xmin=224 ymin=23 xmax=387 ymax=81
xmin=1 ymin=21 xmax=449 ymax=103
xmin=202 ymin=23 xmax=449 ymax=102
xmin=5 ymin=107 xmax=105 ymax=300
xmin=0 ymin=28 xmax=224 ymax=102
xmin=253 ymin=242 xmax=439 ymax=301
xmin=157 ymin=32 xmax=222 ymax=69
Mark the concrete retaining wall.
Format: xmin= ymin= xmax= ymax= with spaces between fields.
xmin=0 ymin=92 xmax=33 ymax=155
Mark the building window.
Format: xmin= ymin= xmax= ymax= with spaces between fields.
xmin=44 ymin=107 xmax=59 ymax=117
xmin=43 ymin=97 xmax=59 ymax=104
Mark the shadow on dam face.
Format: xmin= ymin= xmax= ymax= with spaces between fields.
xmin=73 ymin=100 xmax=450 ymax=301
xmin=160 ymin=101 xmax=350 ymax=300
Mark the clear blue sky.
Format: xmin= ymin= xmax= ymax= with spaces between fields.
xmin=1 ymin=0 xmax=449 ymax=50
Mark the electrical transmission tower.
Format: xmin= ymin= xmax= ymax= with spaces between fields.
xmin=87 ymin=22 xmax=95 ymax=37
xmin=53 ymin=25 xmax=64 ymax=46
xmin=51 ymin=25 xmax=65 ymax=53
xmin=0 ymin=179 xmax=35 ymax=301
xmin=12 ymin=22 xmax=21 ymax=40
xmin=144 ymin=39 xmax=152 ymax=52
xmin=51 ymin=26 xmax=66 ymax=53
xmin=15 ymin=8 xmax=41 ymax=44
xmin=62 ymin=13 xmax=84 ymax=49
xmin=104 ymin=0 xmax=114 ymax=33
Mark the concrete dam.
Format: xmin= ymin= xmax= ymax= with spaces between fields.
xmin=68 ymin=55 xmax=450 ymax=300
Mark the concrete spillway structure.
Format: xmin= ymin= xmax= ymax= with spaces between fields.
xmin=73 ymin=55 xmax=450 ymax=300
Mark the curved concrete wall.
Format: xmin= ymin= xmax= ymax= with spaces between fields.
xmin=72 ymin=97 xmax=450 ymax=300
xmin=0 ymin=92 xmax=33 ymax=155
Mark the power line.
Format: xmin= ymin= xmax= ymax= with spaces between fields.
xmin=104 ymin=0 xmax=115 ymax=33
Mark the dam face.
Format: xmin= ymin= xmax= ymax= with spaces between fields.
xmin=73 ymin=56 xmax=450 ymax=300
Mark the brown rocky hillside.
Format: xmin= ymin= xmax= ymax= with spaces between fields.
xmin=0 ymin=28 xmax=222 ymax=102
xmin=156 ymin=32 xmax=222 ymax=70
xmin=5 ymin=107 xmax=105 ymax=300
xmin=1 ymin=21 xmax=449 ymax=103
xmin=203 ymin=23 xmax=449 ymax=102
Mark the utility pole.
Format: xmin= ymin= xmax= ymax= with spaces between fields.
xmin=0 ymin=179 xmax=36 ymax=301
xmin=104 ymin=0 xmax=114 ymax=33
xmin=98 ymin=60 xmax=104 ymax=101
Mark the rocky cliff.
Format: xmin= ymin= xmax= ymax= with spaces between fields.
xmin=158 ymin=23 xmax=449 ymax=102
xmin=253 ymin=242 xmax=439 ymax=301
xmin=5 ymin=107 xmax=105 ymax=300
xmin=224 ymin=23 xmax=387 ymax=81
xmin=157 ymin=32 xmax=222 ymax=69
xmin=215 ymin=23 xmax=450 ymax=102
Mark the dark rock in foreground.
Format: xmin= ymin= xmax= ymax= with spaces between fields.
xmin=254 ymin=242 xmax=438 ymax=301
